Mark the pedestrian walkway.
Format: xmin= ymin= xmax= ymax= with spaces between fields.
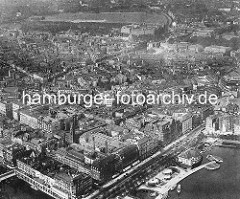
xmin=138 ymin=161 xmax=215 ymax=198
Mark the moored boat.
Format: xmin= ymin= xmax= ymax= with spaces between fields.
xmin=206 ymin=154 xmax=223 ymax=163
xmin=177 ymin=184 xmax=181 ymax=194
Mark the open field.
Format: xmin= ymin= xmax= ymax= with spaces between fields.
xmin=43 ymin=12 xmax=171 ymax=26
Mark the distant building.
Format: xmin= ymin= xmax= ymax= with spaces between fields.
xmin=2 ymin=143 xmax=25 ymax=168
xmin=204 ymin=46 xmax=232 ymax=56
xmin=205 ymin=115 xmax=219 ymax=133
xmin=192 ymin=28 xmax=214 ymax=37
xmin=156 ymin=119 xmax=171 ymax=142
xmin=91 ymin=144 xmax=140 ymax=182
xmin=231 ymin=50 xmax=240 ymax=67
xmin=53 ymin=147 xmax=93 ymax=176
xmin=19 ymin=107 xmax=41 ymax=129
xmin=234 ymin=124 xmax=240 ymax=135
xmin=122 ymin=196 xmax=139 ymax=199
xmin=219 ymin=115 xmax=236 ymax=134
xmin=234 ymin=117 xmax=240 ymax=135
xmin=121 ymin=24 xmax=157 ymax=38
xmin=218 ymin=8 xmax=231 ymax=12
xmin=10 ymin=99 xmax=25 ymax=121
xmin=32 ymin=73 xmax=48 ymax=83
xmin=147 ymin=42 xmax=204 ymax=54
xmin=224 ymin=68 xmax=240 ymax=82
xmin=79 ymin=129 xmax=123 ymax=153
xmin=0 ymin=101 xmax=12 ymax=118
xmin=143 ymin=116 xmax=172 ymax=143
xmin=139 ymin=135 xmax=159 ymax=160
xmin=222 ymin=33 xmax=239 ymax=41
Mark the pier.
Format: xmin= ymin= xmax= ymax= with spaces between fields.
xmin=138 ymin=161 xmax=215 ymax=198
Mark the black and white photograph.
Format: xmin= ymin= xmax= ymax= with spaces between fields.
xmin=0 ymin=0 xmax=240 ymax=199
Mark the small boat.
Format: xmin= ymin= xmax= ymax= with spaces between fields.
xmin=177 ymin=184 xmax=181 ymax=194
xmin=170 ymin=184 xmax=177 ymax=191
xmin=206 ymin=155 xmax=223 ymax=163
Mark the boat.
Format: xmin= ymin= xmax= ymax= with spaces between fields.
xmin=177 ymin=184 xmax=181 ymax=194
xmin=170 ymin=184 xmax=177 ymax=191
xmin=206 ymin=154 xmax=223 ymax=163
xmin=205 ymin=162 xmax=221 ymax=171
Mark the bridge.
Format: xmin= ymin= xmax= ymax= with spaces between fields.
xmin=216 ymin=139 xmax=240 ymax=148
xmin=138 ymin=161 xmax=216 ymax=198
xmin=0 ymin=170 xmax=16 ymax=182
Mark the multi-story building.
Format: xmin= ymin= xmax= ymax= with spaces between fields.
xmin=16 ymin=157 xmax=92 ymax=199
xmin=155 ymin=119 xmax=171 ymax=142
xmin=11 ymin=99 xmax=24 ymax=121
xmin=223 ymin=68 xmax=240 ymax=82
xmin=136 ymin=135 xmax=159 ymax=160
xmin=200 ymin=106 xmax=214 ymax=121
xmin=19 ymin=109 xmax=39 ymax=129
xmin=0 ymin=101 xmax=12 ymax=118
xmin=121 ymin=24 xmax=157 ymax=38
xmin=234 ymin=122 xmax=240 ymax=135
xmin=204 ymin=45 xmax=232 ymax=55
xmin=38 ymin=115 xmax=63 ymax=136
xmin=18 ymin=105 xmax=77 ymax=134
xmin=233 ymin=116 xmax=240 ymax=135
xmin=2 ymin=143 xmax=25 ymax=168
xmin=79 ymin=128 xmax=123 ymax=153
xmin=91 ymin=144 xmax=139 ymax=182
xmin=147 ymin=42 xmax=204 ymax=54
xmin=173 ymin=112 xmax=192 ymax=134
xmin=177 ymin=148 xmax=202 ymax=168
xmin=52 ymin=147 xmax=92 ymax=176
xmin=205 ymin=115 xmax=219 ymax=133
xmin=0 ymin=140 xmax=11 ymax=162
xmin=139 ymin=112 xmax=173 ymax=144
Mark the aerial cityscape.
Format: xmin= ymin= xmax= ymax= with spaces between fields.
xmin=0 ymin=0 xmax=240 ymax=199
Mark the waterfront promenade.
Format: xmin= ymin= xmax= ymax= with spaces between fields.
xmin=84 ymin=124 xmax=205 ymax=199
xmin=138 ymin=161 xmax=216 ymax=198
